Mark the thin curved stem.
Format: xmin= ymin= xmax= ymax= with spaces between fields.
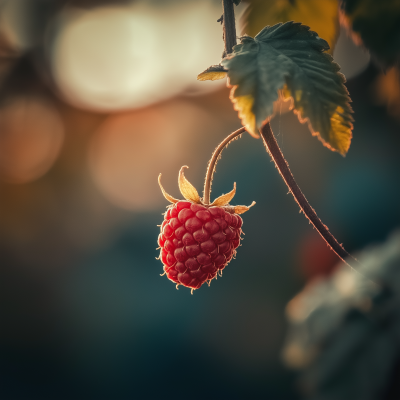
xmin=260 ymin=122 xmax=365 ymax=274
xmin=203 ymin=126 xmax=246 ymax=204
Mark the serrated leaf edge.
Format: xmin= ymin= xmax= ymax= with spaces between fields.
xmin=228 ymin=89 xmax=260 ymax=138
xmin=282 ymin=86 xmax=353 ymax=155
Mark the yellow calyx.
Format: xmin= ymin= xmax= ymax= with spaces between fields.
xmin=178 ymin=166 xmax=201 ymax=204
xmin=158 ymin=166 xmax=255 ymax=214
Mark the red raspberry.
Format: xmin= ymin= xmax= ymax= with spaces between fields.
xmin=158 ymin=166 xmax=254 ymax=293
xmin=158 ymin=201 xmax=243 ymax=291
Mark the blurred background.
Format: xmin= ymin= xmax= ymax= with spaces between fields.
xmin=0 ymin=0 xmax=399 ymax=399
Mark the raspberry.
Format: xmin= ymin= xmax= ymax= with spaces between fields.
xmin=158 ymin=200 xmax=243 ymax=290
xmin=158 ymin=166 xmax=255 ymax=293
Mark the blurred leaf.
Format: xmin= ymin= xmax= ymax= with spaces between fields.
xmin=197 ymin=65 xmax=227 ymax=81
xmin=283 ymin=230 xmax=400 ymax=400
xmin=372 ymin=67 xmax=400 ymax=120
xmin=341 ymin=0 xmax=400 ymax=67
xmin=242 ymin=0 xmax=340 ymax=54
xmin=232 ymin=0 xmax=242 ymax=4
xmin=221 ymin=22 xmax=353 ymax=154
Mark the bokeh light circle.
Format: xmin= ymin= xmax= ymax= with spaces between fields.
xmin=333 ymin=27 xmax=370 ymax=80
xmin=51 ymin=1 xmax=224 ymax=112
xmin=0 ymin=97 xmax=64 ymax=184
xmin=88 ymin=100 xmax=217 ymax=211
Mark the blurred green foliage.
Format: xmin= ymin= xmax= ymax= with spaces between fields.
xmin=341 ymin=0 xmax=400 ymax=67
xmin=284 ymin=231 xmax=400 ymax=399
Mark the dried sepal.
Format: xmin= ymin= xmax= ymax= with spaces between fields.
xmin=158 ymin=174 xmax=179 ymax=204
xmin=210 ymin=182 xmax=236 ymax=206
xmin=222 ymin=201 xmax=256 ymax=215
xmin=234 ymin=201 xmax=256 ymax=215
xmin=178 ymin=166 xmax=201 ymax=204
xmin=159 ymin=166 xmax=255 ymax=213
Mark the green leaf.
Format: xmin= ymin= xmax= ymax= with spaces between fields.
xmin=197 ymin=65 xmax=228 ymax=81
xmin=341 ymin=0 xmax=400 ymax=67
xmin=221 ymin=22 xmax=354 ymax=155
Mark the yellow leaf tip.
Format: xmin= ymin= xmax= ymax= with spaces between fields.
xmin=197 ymin=71 xmax=228 ymax=81
xmin=197 ymin=65 xmax=228 ymax=81
xmin=248 ymin=129 xmax=260 ymax=139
